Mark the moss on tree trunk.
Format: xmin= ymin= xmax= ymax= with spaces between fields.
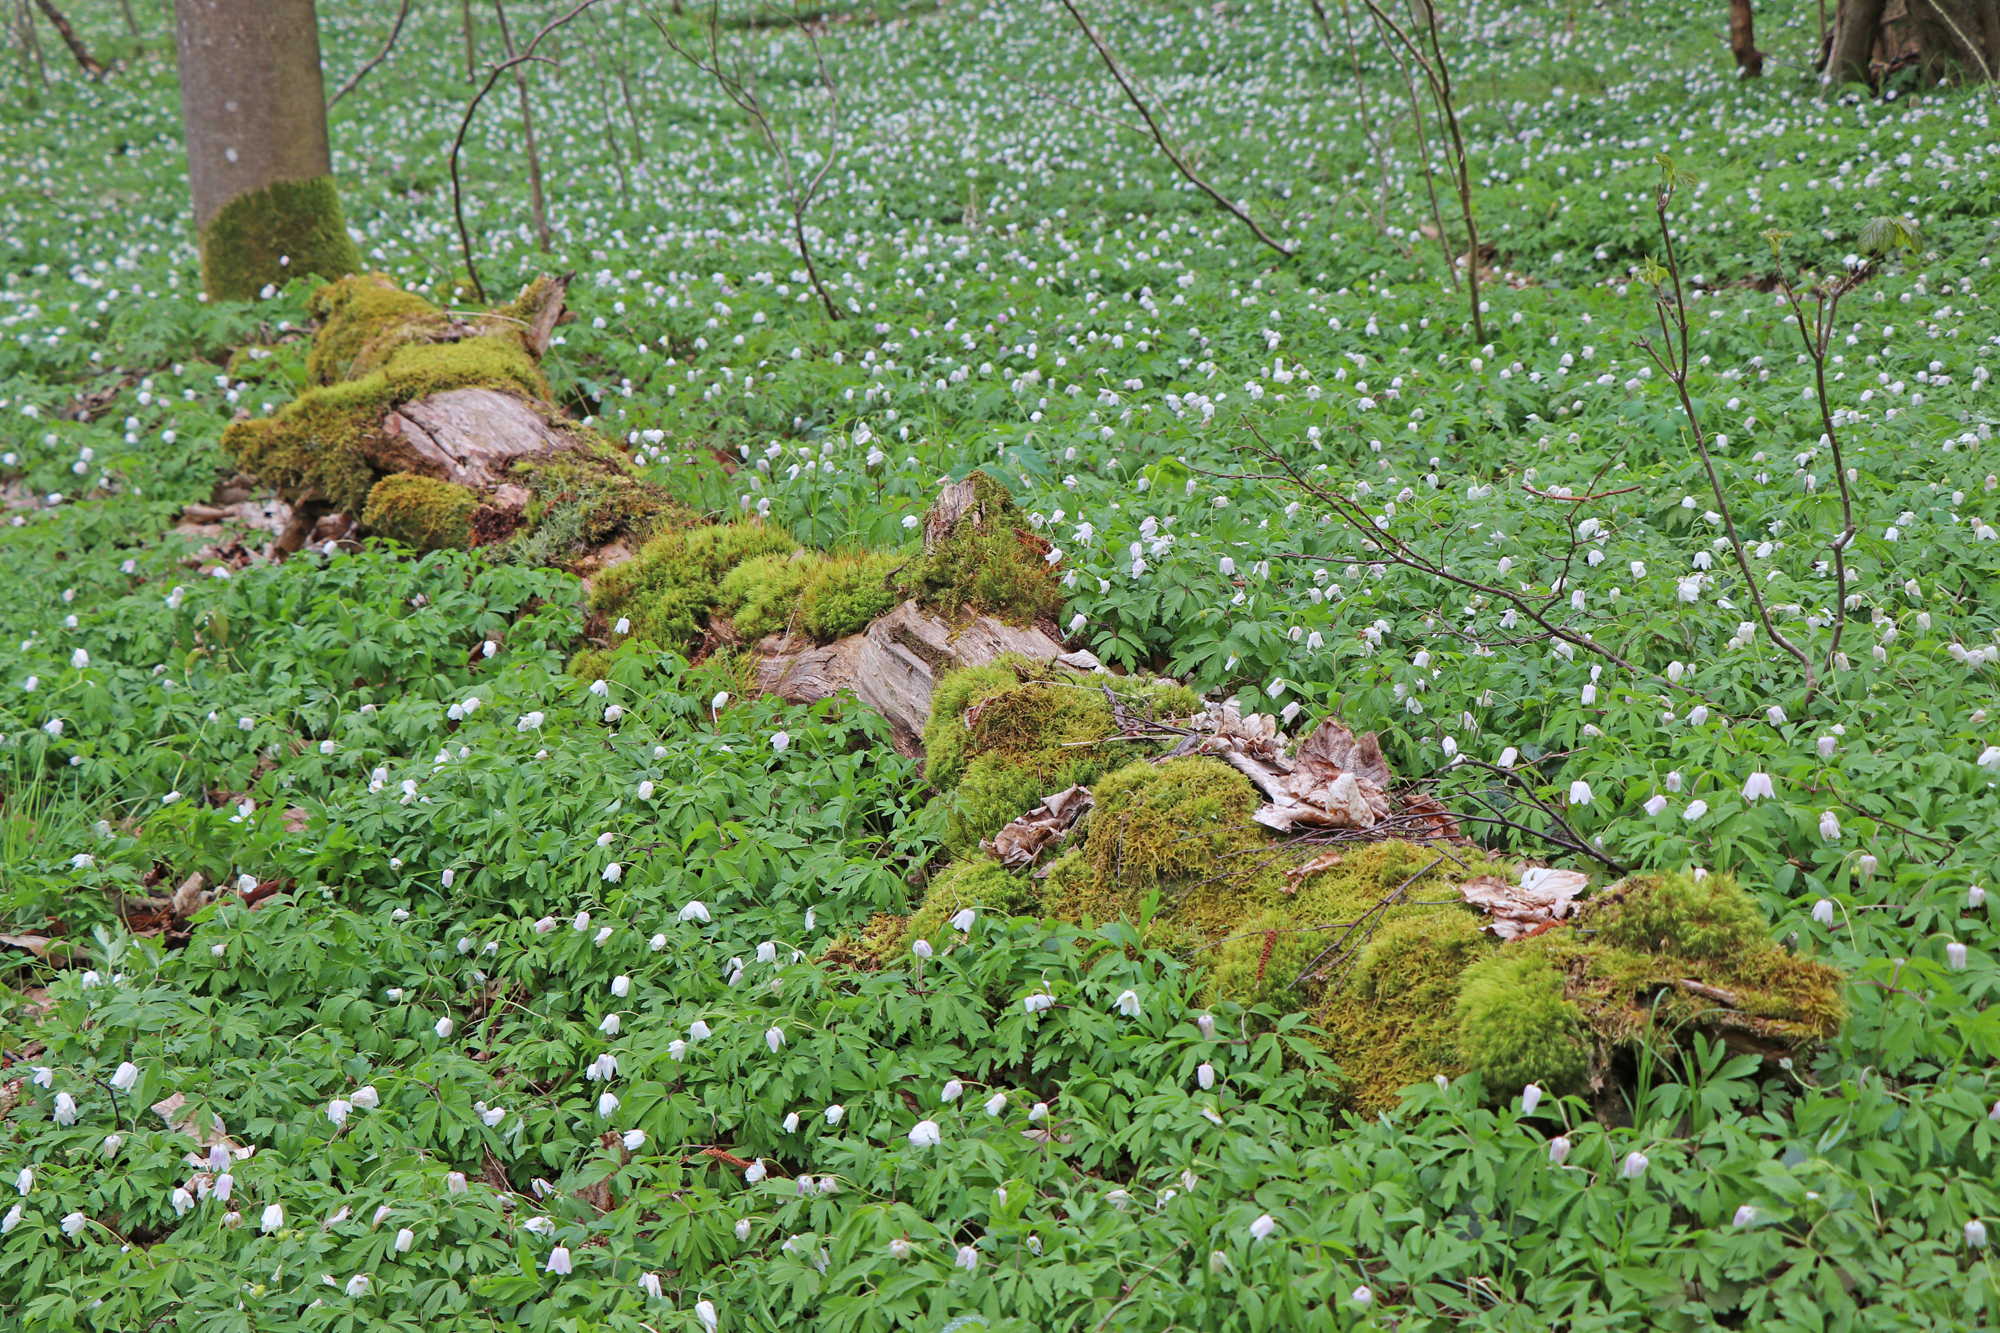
xmin=198 ymin=175 xmax=361 ymax=302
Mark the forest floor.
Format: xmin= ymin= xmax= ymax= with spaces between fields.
xmin=0 ymin=0 xmax=1997 ymax=1328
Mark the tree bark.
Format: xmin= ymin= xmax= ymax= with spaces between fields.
xmin=1730 ymin=0 xmax=1764 ymax=75
xmin=174 ymin=0 xmax=360 ymax=299
xmin=1823 ymin=0 xmax=1999 ymax=86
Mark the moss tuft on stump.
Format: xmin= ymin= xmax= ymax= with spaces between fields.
xmin=198 ymin=176 xmax=361 ymax=303
xmin=361 ymin=475 xmax=478 ymax=551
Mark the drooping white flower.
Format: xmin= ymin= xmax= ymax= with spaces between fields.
xmin=600 ymin=1013 xmax=621 ymax=1036
xmin=950 ymin=908 xmax=976 ymax=932
xmin=623 ymin=1129 xmax=646 ymax=1151
xmin=1621 ymin=1151 xmax=1649 ymax=1181
xmin=1023 ymin=993 xmax=1055 ymax=1014
xmin=695 ymin=1299 xmax=719 ymax=1332
xmin=690 ymin=1020 xmax=711 ymax=1041
xmin=1197 ymin=1063 xmax=1216 ymax=1090
xmin=770 ymin=731 xmax=791 ymax=753
xmin=908 ymin=1119 xmax=942 ymax=1148
xmin=435 ymin=1017 xmax=454 ymax=1039
xmin=52 ymin=1093 xmax=77 ymax=1126
xmin=1353 ymin=1286 xmax=1374 ymax=1309
xmin=735 ymin=1218 xmax=753 ymax=1242
xmin=639 ymin=1271 xmax=663 ymax=1300
xmin=108 ymin=1061 xmax=139 ymax=1092
xmin=602 ymin=862 xmax=622 ymax=883
xmin=1683 ymin=799 xmax=1709 ymax=821
xmin=326 ymin=1099 xmax=350 ymax=1128
xmin=446 ymin=1172 xmax=468 ymax=1195
xmin=1812 ymin=899 xmax=1835 ymax=926
xmin=824 ymin=1104 xmax=845 ymax=1126
xmin=1732 ymin=1205 xmax=1757 ymax=1228
xmin=395 ymin=1227 xmax=415 ymax=1253
xmin=102 ymin=1134 xmax=121 ymax=1157
xmin=1029 ymin=1102 xmax=1049 ymax=1121
xmin=1969 ymin=1220 xmax=1990 ymax=1249
xmin=744 ymin=1160 xmax=767 ymax=1183
xmin=955 ymin=1244 xmax=979 ymax=1271
xmin=546 ymin=1246 xmax=572 ymax=1275
xmin=1249 ymin=1213 xmax=1277 ymax=1241
xmin=1548 ymin=1135 xmax=1572 ymax=1165
xmin=1644 ymin=794 xmax=1668 ymax=817
xmin=984 ymin=1093 xmax=1008 ymax=1117
xmin=1947 ymin=942 xmax=1969 ymax=970
xmin=1568 ymin=780 xmax=1593 ymax=806
xmin=261 ymin=1203 xmax=285 ymax=1232
xmin=941 ymin=1079 xmax=964 ymax=1102
xmin=679 ymin=901 xmax=711 ymax=924
xmin=1196 ymin=1014 xmax=1216 ymax=1041
xmin=0 ymin=1205 xmax=20 ymax=1234
xmin=1742 ymin=772 xmax=1775 ymax=802
xmin=1115 ymin=989 xmax=1142 ymax=1018
xmin=611 ymin=975 xmax=631 ymax=998
xmin=1819 ymin=810 xmax=1842 ymax=841
xmin=597 ymin=1092 xmax=620 ymax=1118
xmin=1521 ymin=1084 xmax=1542 ymax=1115
xmin=765 ymin=1026 xmax=785 ymax=1053
xmin=214 ymin=1173 xmax=234 ymax=1202
xmin=171 ymin=1188 xmax=193 ymax=1216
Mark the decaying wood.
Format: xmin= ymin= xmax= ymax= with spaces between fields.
xmin=1459 ymin=867 xmax=1588 ymax=941
xmin=374 ymin=388 xmax=570 ymax=488
xmin=848 ymin=601 xmax=1066 ymax=757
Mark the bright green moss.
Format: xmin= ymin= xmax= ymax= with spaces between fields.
xmin=306 ymin=273 xmax=436 ymax=385
xmin=507 ymin=452 xmax=684 ymax=570
xmin=1455 ymin=945 xmax=1590 ymax=1094
xmin=1320 ymin=910 xmax=1495 ymax=1113
xmin=198 ymin=176 xmax=360 ymax=303
xmin=900 ymin=857 xmax=1039 ymax=952
xmin=898 ymin=470 xmax=1062 ymax=625
xmin=591 ymin=521 xmax=797 ymax=652
xmin=798 ymin=551 xmax=902 ymax=639
xmin=1586 ymin=866 xmax=1768 ymax=963
xmin=360 ymin=474 xmax=477 ymax=550
xmin=717 ymin=552 xmax=816 ymax=642
xmin=1082 ymin=757 xmax=1259 ymax=894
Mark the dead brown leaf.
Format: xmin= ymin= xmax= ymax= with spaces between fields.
xmin=1459 ymin=868 xmax=1589 ymax=941
xmin=983 ymin=785 xmax=1092 ymax=869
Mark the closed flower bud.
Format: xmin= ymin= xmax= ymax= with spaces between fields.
xmin=984 ymin=1093 xmax=1008 ymax=1117
xmin=545 ymin=1245 xmax=572 ymax=1275
xmin=765 ymin=1026 xmax=784 ymax=1053
xmin=1621 ymin=1151 xmax=1649 ymax=1181
xmin=110 ymin=1061 xmax=139 ymax=1091
xmin=261 ymin=1203 xmax=284 ymax=1232
xmin=1644 ymin=794 xmax=1667 ymax=817
xmin=1732 ymin=1205 xmax=1757 ymax=1228
xmin=597 ymin=1092 xmax=620 ymax=1117
xmin=1521 ymin=1084 xmax=1542 ymax=1114
xmin=889 ymin=1236 xmax=910 ymax=1259
xmin=1947 ymin=941 xmax=1969 ymax=970
xmin=1352 ymin=1286 xmax=1373 ymax=1308
xmin=446 ymin=1172 xmax=468 ymax=1195
xmin=352 ymin=1085 xmax=379 ymax=1109
xmin=395 ymin=1227 xmax=415 ymax=1252
xmin=1196 ymin=1063 xmax=1216 ymax=1090
xmin=1029 ymin=1101 xmax=1049 ymax=1121
xmin=435 ymin=1017 xmax=454 ymax=1039
xmin=1196 ymin=1013 xmax=1216 ymax=1040
xmin=102 ymin=1134 xmax=122 ymax=1157
xmin=912 ymin=939 xmax=933 ymax=959
xmin=909 ymin=1119 xmax=942 ymax=1148
xmin=1249 ymin=1213 xmax=1277 ymax=1241
xmin=941 ymin=1079 xmax=963 ymax=1102
xmin=1548 ymin=1135 xmax=1572 ymax=1166
xmin=736 ymin=1218 xmax=753 ymax=1241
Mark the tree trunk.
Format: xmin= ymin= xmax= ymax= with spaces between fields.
xmin=1823 ymin=0 xmax=1999 ymax=86
xmin=174 ymin=0 xmax=360 ymax=300
xmin=1730 ymin=0 xmax=1764 ymax=75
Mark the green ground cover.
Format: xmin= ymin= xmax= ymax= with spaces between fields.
xmin=0 ymin=0 xmax=1997 ymax=1328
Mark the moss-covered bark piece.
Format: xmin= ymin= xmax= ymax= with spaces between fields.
xmin=227 ymin=273 xmax=681 ymax=569
xmin=921 ymin=659 xmax=1200 ymax=854
xmin=198 ymin=176 xmax=361 ymax=303
xmin=897 ymin=470 xmax=1062 ymax=625
xmin=361 ymin=475 xmax=477 ymax=550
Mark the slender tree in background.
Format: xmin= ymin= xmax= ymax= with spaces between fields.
xmin=1730 ymin=0 xmax=1763 ymax=76
xmin=1821 ymin=0 xmax=1998 ymax=86
xmin=174 ymin=0 xmax=360 ymax=300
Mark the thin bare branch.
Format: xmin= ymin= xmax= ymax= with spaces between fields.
xmin=1055 ymin=0 xmax=1294 ymax=259
xmin=328 ymin=0 xmax=413 ymax=110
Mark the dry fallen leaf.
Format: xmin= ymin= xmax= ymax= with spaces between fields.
xmin=1282 ymin=849 xmax=1345 ymax=890
xmin=984 ymin=785 xmax=1093 ymax=869
xmin=1459 ymin=867 xmax=1589 ymax=941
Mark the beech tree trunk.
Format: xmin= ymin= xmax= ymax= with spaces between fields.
xmin=1823 ymin=0 xmax=2000 ymax=86
xmin=174 ymin=0 xmax=360 ymax=299
xmin=1731 ymin=0 xmax=1764 ymax=75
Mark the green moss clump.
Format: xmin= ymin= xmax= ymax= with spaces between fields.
xmin=590 ymin=521 xmax=797 ymax=652
xmin=1322 ymin=910 xmax=1495 ymax=1113
xmin=798 ymin=551 xmax=902 ymax=639
xmin=568 ymin=647 xmax=615 ymax=681
xmin=306 ymin=274 xmax=436 ymax=386
xmin=922 ymin=662 xmax=1201 ymax=854
xmin=507 ymin=450 xmax=684 ymax=570
xmin=718 ymin=552 xmax=815 ymax=642
xmin=1586 ymin=867 xmax=1767 ymax=963
xmin=198 ymin=176 xmax=361 ymax=303
xmin=361 ymin=474 xmax=477 ymax=550
xmin=898 ymin=470 xmax=1061 ymax=625
xmin=1082 ymin=757 xmax=1260 ymax=895
xmin=1209 ymin=910 xmax=1321 ymax=1008
xmin=1455 ymin=946 xmax=1590 ymax=1094
xmin=902 ymin=858 xmax=1040 ymax=950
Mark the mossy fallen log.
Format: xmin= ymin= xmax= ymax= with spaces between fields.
xmin=868 ymin=677 xmax=1845 ymax=1116
xmin=224 ymin=273 xmax=683 ymax=567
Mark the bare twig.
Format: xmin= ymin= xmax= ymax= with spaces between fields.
xmin=1637 ymin=156 xmax=1815 ymax=697
xmin=1055 ymin=0 xmax=1294 ymax=258
xmin=30 ymin=0 xmax=101 ymax=79
xmin=328 ymin=0 xmax=413 ymax=110
xmin=1307 ymin=0 xmax=1395 ymax=238
xmin=1360 ymin=0 xmax=1485 ymax=339
xmin=449 ymin=0 xmax=607 ymax=301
